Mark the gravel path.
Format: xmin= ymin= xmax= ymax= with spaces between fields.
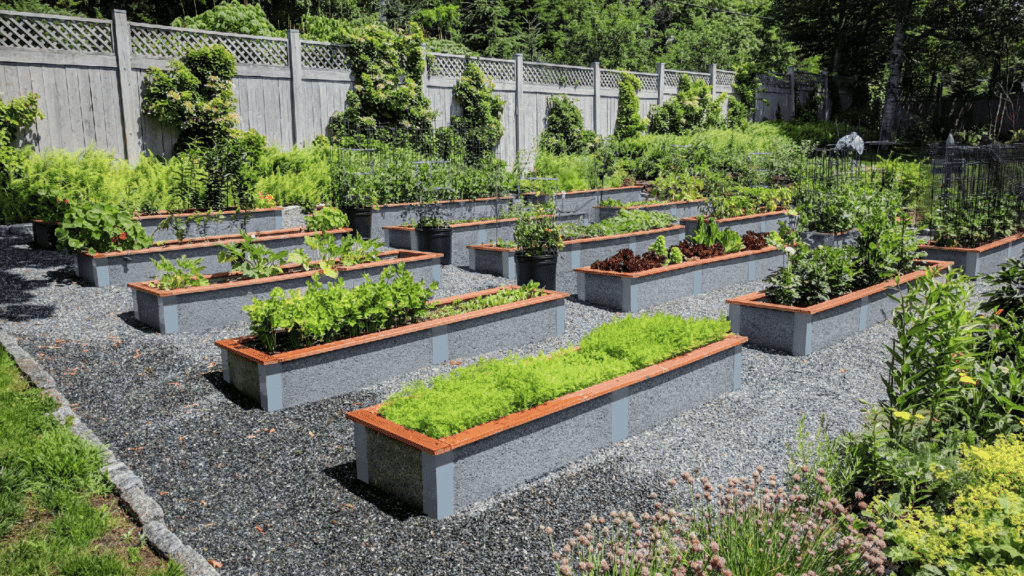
xmin=0 ymin=232 xmax=954 ymax=575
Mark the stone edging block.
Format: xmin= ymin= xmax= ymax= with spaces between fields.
xmin=0 ymin=330 xmax=218 ymax=576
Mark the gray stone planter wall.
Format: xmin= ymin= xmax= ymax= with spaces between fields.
xmin=800 ymin=229 xmax=860 ymax=250
xmin=369 ymin=197 xmax=513 ymax=241
xmin=384 ymin=220 xmax=515 ymax=267
xmin=577 ymin=248 xmax=785 ymax=312
xmin=349 ymin=336 xmax=744 ymax=519
xmin=524 ymin=187 xmax=643 ymax=224
xmin=727 ymin=262 xmax=949 ymax=356
xmin=467 ymin=225 xmax=685 ymax=294
xmin=137 ymin=209 xmax=285 ymax=242
xmin=131 ymin=252 xmax=442 ymax=334
xmin=920 ymin=234 xmax=1024 ymax=276
xmin=217 ymin=290 xmax=568 ymax=411
xmin=596 ymin=199 xmax=705 ymax=223
xmin=75 ymin=229 xmax=351 ymax=288
xmin=681 ymin=211 xmax=797 ymax=237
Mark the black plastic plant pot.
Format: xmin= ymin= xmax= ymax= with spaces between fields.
xmin=515 ymin=253 xmax=557 ymax=290
xmin=343 ymin=207 xmax=373 ymax=239
xmin=417 ymin=226 xmax=452 ymax=265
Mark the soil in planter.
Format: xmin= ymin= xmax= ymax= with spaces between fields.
xmin=590 ymin=232 xmax=769 ymax=273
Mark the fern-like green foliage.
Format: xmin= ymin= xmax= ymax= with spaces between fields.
xmin=614 ymin=72 xmax=643 ymax=139
xmin=379 ymin=313 xmax=731 ymax=438
xmin=170 ymin=1 xmax=284 ymax=37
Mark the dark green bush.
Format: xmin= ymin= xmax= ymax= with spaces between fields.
xmin=614 ymin=73 xmax=643 ymax=139
xmin=539 ymin=95 xmax=599 ymax=155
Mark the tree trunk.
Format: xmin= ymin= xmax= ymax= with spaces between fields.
xmin=878 ymin=0 xmax=913 ymax=144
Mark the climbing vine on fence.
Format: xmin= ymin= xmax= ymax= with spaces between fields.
xmin=614 ymin=72 xmax=643 ymax=139
xmin=451 ymin=61 xmax=505 ymax=165
xmin=326 ymin=23 xmax=436 ymax=145
xmin=141 ymin=45 xmax=240 ymax=154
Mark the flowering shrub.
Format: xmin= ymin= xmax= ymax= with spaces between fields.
xmin=648 ymin=74 xmax=727 ymax=134
xmin=544 ymin=466 xmax=887 ymax=576
xmin=326 ymin=24 xmax=436 ymax=145
xmin=142 ymin=45 xmax=240 ymax=153
xmin=886 ymin=434 xmax=1024 ymax=576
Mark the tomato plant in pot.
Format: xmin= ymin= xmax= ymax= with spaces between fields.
xmin=510 ymin=201 xmax=563 ymax=289
xmin=327 ymin=147 xmax=376 ymax=239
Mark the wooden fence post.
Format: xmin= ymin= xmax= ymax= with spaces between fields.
xmin=514 ymin=54 xmax=524 ymax=157
xmin=656 ymin=63 xmax=666 ymax=106
xmin=592 ymin=61 xmax=601 ymax=134
xmin=111 ymin=10 xmax=139 ymax=163
xmin=709 ymin=63 xmax=717 ymax=98
xmin=287 ymin=29 xmax=302 ymax=147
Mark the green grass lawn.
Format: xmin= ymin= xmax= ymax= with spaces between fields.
xmin=0 ymin=346 xmax=182 ymax=576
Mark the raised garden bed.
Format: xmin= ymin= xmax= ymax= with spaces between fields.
xmin=74 ymin=227 xmax=351 ymax=288
xmin=128 ymin=250 xmax=442 ymax=334
xmin=31 ymin=207 xmax=286 ymax=249
xmin=726 ymin=260 xmax=952 ymax=356
xmin=800 ymin=229 xmax=860 ymax=250
xmin=523 ymin=186 xmax=643 ymax=224
xmin=680 ymin=210 xmax=797 ymax=237
xmin=596 ymin=199 xmax=706 ymax=222
xmin=215 ymin=286 xmax=568 ymax=412
xmin=919 ymin=232 xmax=1024 ymax=277
xmin=368 ymin=197 xmax=513 ymax=241
xmin=383 ymin=219 xmax=516 ymax=267
xmin=345 ymin=334 xmax=745 ymax=519
xmin=467 ymin=225 xmax=685 ymax=294
xmin=576 ymin=246 xmax=785 ymax=312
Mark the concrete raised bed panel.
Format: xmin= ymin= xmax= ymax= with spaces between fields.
xmin=368 ymin=197 xmax=513 ymax=241
xmin=137 ymin=208 xmax=285 ymax=242
xmin=215 ymin=287 xmax=568 ymax=411
xmin=800 ymin=229 xmax=860 ymax=250
xmin=75 ymin=228 xmax=351 ymax=288
xmin=466 ymin=225 xmax=685 ymax=294
xmin=596 ymin=199 xmax=706 ymax=222
xmin=524 ymin=187 xmax=643 ymax=223
xmin=577 ymin=246 xmax=786 ymax=312
xmin=920 ymin=232 xmax=1024 ymax=277
xmin=130 ymin=251 xmax=442 ymax=334
xmin=384 ymin=219 xmax=515 ymax=267
xmin=681 ymin=210 xmax=797 ymax=238
xmin=347 ymin=335 xmax=745 ymax=518
xmin=727 ymin=261 xmax=952 ymax=356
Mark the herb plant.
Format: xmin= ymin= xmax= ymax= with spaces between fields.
xmin=54 ymin=202 xmax=154 ymax=255
xmin=243 ymin=263 xmax=437 ymax=353
xmin=379 ymin=313 xmax=730 ymax=438
xmin=217 ymin=233 xmax=290 ymax=279
xmin=148 ymin=255 xmax=210 ymax=290
xmin=304 ymin=207 xmax=350 ymax=232
xmin=422 ymin=282 xmax=544 ymax=321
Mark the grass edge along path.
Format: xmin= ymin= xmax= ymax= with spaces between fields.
xmin=0 ymin=343 xmax=184 ymax=576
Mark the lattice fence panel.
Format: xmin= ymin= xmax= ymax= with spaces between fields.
xmin=130 ymin=25 xmax=288 ymax=66
xmin=795 ymin=72 xmax=823 ymax=89
xmin=523 ymin=63 xmax=593 ymax=87
xmin=716 ymin=70 xmax=736 ymax=86
xmin=600 ymin=70 xmax=622 ymax=89
xmin=664 ymin=70 xmax=681 ymax=89
xmin=427 ymin=53 xmax=466 ymax=78
xmin=636 ymin=72 xmax=658 ymax=92
xmin=759 ymin=73 xmax=790 ymax=89
xmin=688 ymin=72 xmax=712 ymax=85
xmin=0 ymin=12 xmax=112 ymax=53
xmin=302 ymin=42 xmax=348 ymax=70
xmin=476 ymin=58 xmax=514 ymax=82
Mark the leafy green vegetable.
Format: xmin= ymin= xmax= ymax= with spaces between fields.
xmin=217 ymin=233 xmax=290 ymax=279
xmin=304 ymin=207 xmax=350 ymax=232
xmin=689 ymin=215 xmax=744 ymax=253
xmin=379 ymin=313 xmax=731 ymax=438
xmin=148 ymin=255 xmax=209 ymax=290
xmin=423 ymin=282 xmax=544 ymax=321
xmin=54 ymin=201 xmax=154 ymax=255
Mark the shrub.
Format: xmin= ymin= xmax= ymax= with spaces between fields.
xmin=170 ymin=0 xmax=283 ymax=37
xmin=380 ymin=313 xmax=730 ymax=438
xmin=614 ymin=72 xmax=643 ymax=139
xmin=647 ymin=73 xmax=727 ymax=135
xmin=141 ymin=45 xmax=239 ymax=153
xmin=539 ymin=95 xmax=599 ymax=155
xmin=451 ymin=61 xmax=505 ymax=165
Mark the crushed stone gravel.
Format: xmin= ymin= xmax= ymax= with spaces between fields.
xmin=0 ymin=233 xmax=992 ymax=575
